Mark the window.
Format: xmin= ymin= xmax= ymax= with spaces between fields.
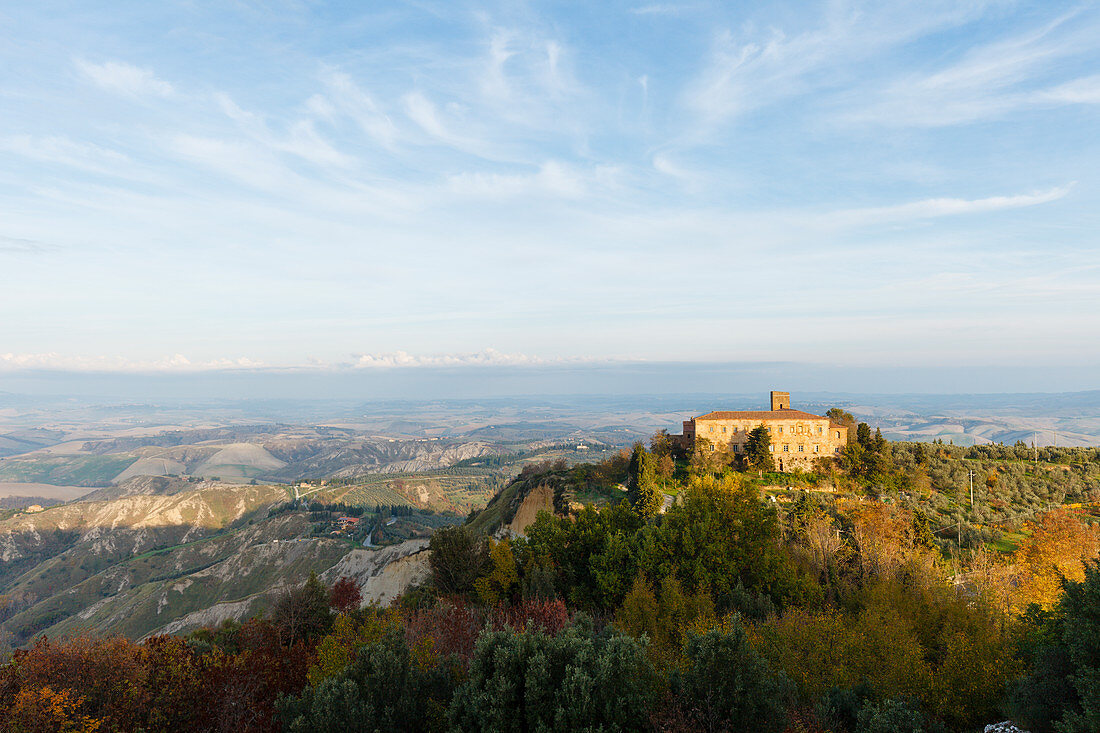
xmin=817 ymin=426 xmax=823 ymax=435
xmin=798 ymin=445 xmax=804 ymax=452
xmin=778 ymin=426 xmax=783 ymax=434
xmin=835 ymin=431 xmax=841 ymax=439
xmin=769 ymin=445 xmax=774 ymax=452
xmin=813 ymin=445 xmax=819 ymax=453
xmin=782 ymin=444 xmax=789 ymax=452
xmin=721 ymin=426 xmax=726 ymax=433
xmin=834 ymin=447 xmax=841 ymax=453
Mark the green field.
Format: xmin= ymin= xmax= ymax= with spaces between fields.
xmin=0 ymin=455 xmax=138 ymax=486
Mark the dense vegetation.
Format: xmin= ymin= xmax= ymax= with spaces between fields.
xmin=3 ymin=424 xmax=1100 ymax=732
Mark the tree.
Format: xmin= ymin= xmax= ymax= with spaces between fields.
xmin=642 ymin=475 xmax=799 ymax=609
xmin=856 ymin=423 xmax=872 ymax=449
xmin=826 ymin=408 xmax=858 ymax=445
xmin=272 ymin=572 xmax=333 ymax=643
xmin=1012 ymin=509 xmax=1100 ymax=611
xmin=744 ymin=426 xmax=775 ymax=472
xmin=473 ymin=540 xmax=518 ymax=605
xmin=279 ymin=628 xmax=455 ymax=733
xmin=856 ymin=697 xmax=926 ymax=733
xmin=329 ymin=577 xmax=361 ymax=615
xmin=627 ymin=443 xmax=662 ymax=519
xmin=428 ymin=525 xmax=489 ymax=596
xmin=665 ymin=623 xmax=791 ymax=733
xmin=448 ymin=622 xmax=655 ymax=732
xmin=1055 ymin=561 xmax=1100 ymax=733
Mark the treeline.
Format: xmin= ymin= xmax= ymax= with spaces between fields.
xmin=5 ymin=433 xmax=1100 ymax=732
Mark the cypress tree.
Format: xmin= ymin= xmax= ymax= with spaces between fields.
xmin=627 ymin=443 xmax=662 ymax=519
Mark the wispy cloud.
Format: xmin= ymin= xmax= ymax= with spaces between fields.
xmin=0 ymin=135 xmax=130 ymax=174
xmin=0 ymin=236 xmax=55 ymax=254
xmin=826 ymin=185 xmax=1074 ymax=227
xmin=630 ymin=4 xmax=684 ymax=16
xmin=843 ymin=12 xmax=1100 ymax=126
xmin=351 ymin=348 xmax=571 ymax=369
xmin=74 ymin=59 xmax=175 ymax=98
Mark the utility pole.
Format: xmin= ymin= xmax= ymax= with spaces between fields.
xmin=969 ymin=469 xmax=975 ymax=508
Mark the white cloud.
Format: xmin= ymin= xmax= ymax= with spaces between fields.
xmin=0 ymin=236 xmax=53 ymax=254
xmin=446 ymin=161 xmax=589 ymax=198
xmin=350 ymin=348 xmax=598 ymax=369
xmin=682 ymin=2 xmax=1004 ymax=130
xmin=630 ymin=4 xmax=683 ymax=16
xmin=0 ymin=135 xmax=130 ymax=172
xmin=403 ymin=91 xmax=450 ymax=140
xmin=320 ymin=71 xmax=399 ymax=148
xmin=843 ymin=13 xmax=1100 ymax=126
xmin=826 ymin=185 xmax=1074 ymax=227
xmin=75 ymin=59 xmax=174 ymax=98
xmin=215 ymin=93 xmax=353 ymax=169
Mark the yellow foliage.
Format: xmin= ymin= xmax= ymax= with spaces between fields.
xmin=615 ymin=574 xmax=715 ymax=669
xmin=1011 ymin=508 xmax=1100 ymax=611
xmin=473 ymin=539 xmax=518 ymax=606
xmin=307 ymin=608 xmax=400 ymax=686
xmin=7 ymin=685 xmax=103 ymax=733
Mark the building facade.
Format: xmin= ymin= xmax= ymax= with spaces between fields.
xmin=680 ymin=391 xmax=848 ymax=471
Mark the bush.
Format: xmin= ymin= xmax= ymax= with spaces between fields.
xmin=448 ymin=621 xmax=654 ymax=732
xmin=278 ymin=628 xmax=456 ymax=733
xmin=664 ymin=621 xmax=791 ymax=733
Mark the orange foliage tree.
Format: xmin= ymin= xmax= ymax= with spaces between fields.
xmin=1012 ymin=508 xmax=1100 ymax=611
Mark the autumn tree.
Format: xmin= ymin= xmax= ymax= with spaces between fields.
xmin=1012 ymin=509 xmax=1100 ymax=611
xmin=473 ymin=539 xmax=518 ymax=605
xmin=329 ymin=576 xmax=362 ymax=615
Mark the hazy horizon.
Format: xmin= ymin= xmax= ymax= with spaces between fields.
xmin=1 ymin=361 xmax=1097 ymax=401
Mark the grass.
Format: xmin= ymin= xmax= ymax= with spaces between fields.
xmin=0 ymin=455 xmax=138 ymax=486
xmin=991 ymin=531 xmax=1028 ymax=554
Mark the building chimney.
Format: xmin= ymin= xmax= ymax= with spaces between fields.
xmin=770 ymin=391 xmax=790 ymax=411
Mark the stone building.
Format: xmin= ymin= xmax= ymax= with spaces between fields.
xmin=679 ymin=391 xmax=848 ymax=472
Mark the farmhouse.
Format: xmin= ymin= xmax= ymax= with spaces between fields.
xmin=679 ymin=391 xmax=848 ymax=471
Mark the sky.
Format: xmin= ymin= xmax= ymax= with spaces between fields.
xmin=1 ymin=1 xmax=1099 ymax=389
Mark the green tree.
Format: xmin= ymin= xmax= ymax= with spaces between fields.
xmin=627 ymin=443 xmax=662 ymax=519
xmin=856 ymin=697 xmax=925 ymax=733
xmin=856 ymin=423 xmax=872 ymax=449
xmin=272 ymin=571 xmax=333 ymax=643
xmin=1056 ymin=560 xmax=1100 ymax=733
xmin=668 ymin=623 xmax=791 ymax=733
xmin=448 ymin=622 xmax=655 ymax=732
xmin=279 ymin=628 xmax=455 ymax=732
xmin=745 ymin=426 xmax=775 ymax=472
xmin=428 ymin=525 xmax=489 ymax=595
xmin=641 ymin=475 xmax=802 ymax=609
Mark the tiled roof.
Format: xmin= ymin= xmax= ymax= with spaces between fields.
xmin=694 ymin=409 xmax=826 ymax=421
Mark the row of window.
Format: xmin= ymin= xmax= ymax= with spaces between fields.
xmin=707 ymin=424 xmax=826 ymax=436
xmin=715 ymin=444 xmax=841 ymax=454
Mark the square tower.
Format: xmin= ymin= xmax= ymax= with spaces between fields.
xmin=770 ymin=391 xmax=790 ymax=411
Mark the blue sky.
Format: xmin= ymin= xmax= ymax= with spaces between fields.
xmin=1 ymin=1 xmax=1098 ymax=378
